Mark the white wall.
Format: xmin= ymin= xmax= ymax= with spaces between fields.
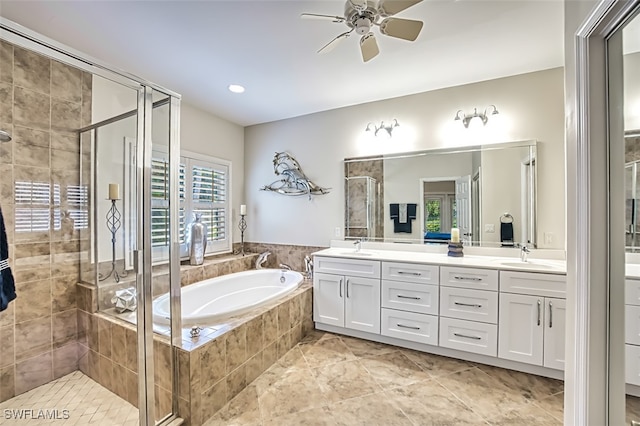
xmin=92 ymin=79 xmax=245 ymax=264
xmin=180 ymin=102 xmax=245 ymax=243
xmin=245 ymin=67 xmax=566 ymax=248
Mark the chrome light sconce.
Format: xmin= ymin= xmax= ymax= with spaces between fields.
xmin=365 ymin=119 xmax=399 ymax=137
xmin=454 ymin=105 xmax=499 ymax=128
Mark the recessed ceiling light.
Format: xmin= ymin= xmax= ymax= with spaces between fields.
xmin=228 ymin=84 xmax=245 ymax=94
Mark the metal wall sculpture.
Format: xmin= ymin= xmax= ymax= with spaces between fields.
xmin=261 ymin=151 xmax=330 ymax=199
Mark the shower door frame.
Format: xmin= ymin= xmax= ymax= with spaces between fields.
xmin=0 ymin=17 xmax=183 ymax=426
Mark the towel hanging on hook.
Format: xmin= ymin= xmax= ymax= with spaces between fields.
xmin=500 ymin=213 xmax=513 ymax=224
xmin=500 ymin=213 xmax=514 ymax=247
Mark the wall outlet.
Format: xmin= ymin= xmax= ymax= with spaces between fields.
xmin=484 ymin=224 xmax=495 ymax=233
xmin=334 ymin=227 xmax=341 ymax=237
xmin=544 ymin=232 xmax=554 ymax=244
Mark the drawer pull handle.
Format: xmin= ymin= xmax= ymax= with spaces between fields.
xmin=397 ymin=323 xmax=421 ymax=330
xmin=453 ymin=276 xmax=482 ymax=281
xmin=453 ymin=333 xmax=482 ymax=340
xmin=397 ymin=295 xmax=421 ymax=300
xmin=454 ymin=302 xmax=482 ymax=308
xmin=398 ymin=271 xmax=422 ymax=276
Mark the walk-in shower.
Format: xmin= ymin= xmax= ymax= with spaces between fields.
xmin=0 ymin=17 xmax=182 ymax=426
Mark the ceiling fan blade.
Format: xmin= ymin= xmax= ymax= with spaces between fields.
xmin=379 ymin=0 xmax=423 ymax=16
xmin=379 ymin=17 xmax=423 ymax=41
xmin=301 ymin=13 xmax=345 ymax=23
xmin=360 ymin=33 xmax=379 ymax=62
xmin=318 ymin=30 xmax=353 ymax=54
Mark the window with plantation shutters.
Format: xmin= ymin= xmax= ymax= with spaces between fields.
xmin=151 ymin=150 xmax=231 ymax=259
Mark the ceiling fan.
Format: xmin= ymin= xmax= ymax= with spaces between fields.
xmin=301 ymin=0 xmax=424 ymax=62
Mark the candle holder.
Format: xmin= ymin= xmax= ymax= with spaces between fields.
xmin=238 ymin=214 xmax=247 ymax=256
xmin=447 ymin=241 xmax=464 ymax=257
xmin=99 ymin=199 xmax=127 ymax=283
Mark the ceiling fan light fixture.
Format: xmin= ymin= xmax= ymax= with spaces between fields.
xmin=228 ymin=84 xmax=245 ymax=94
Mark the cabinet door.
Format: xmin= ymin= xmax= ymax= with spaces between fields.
xmin=345 ymin=276 xmax=381 ymax=333
xmin=498 ymin=293 xmax=543 ymax=365
xmin=313 ymin=272 xmax=344 ymax=327
xmin=543 ymin=297 xmax=566 ymax=370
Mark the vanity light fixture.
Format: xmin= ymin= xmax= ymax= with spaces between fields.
xmin=454 ymin=105 xmax=499 ymax=128
xmin=365 ymin=119 xmax=399 ymax=137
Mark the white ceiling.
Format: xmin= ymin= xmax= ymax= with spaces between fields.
xmin=0 ymin=0 xmax=566 ymax=127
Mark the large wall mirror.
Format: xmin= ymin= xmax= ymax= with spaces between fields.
xmin=625 ymin=131 xmax=640 ymax=251
xmin=344 ymin=140 xmax=537 ymax=248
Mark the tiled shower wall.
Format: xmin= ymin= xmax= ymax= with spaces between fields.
xmin=0 ymin=40 xmax=91 ymax=402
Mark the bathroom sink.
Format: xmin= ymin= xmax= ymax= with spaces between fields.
xmin=493 ymin=259 xmax=562 ymax=271
xmin=339 ymin=251 xmax=374 ymax=257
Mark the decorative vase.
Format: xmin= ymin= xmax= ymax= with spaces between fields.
xmin=447 ymin=241 xmax=464 ymax=257
xmin=189 ymin=213 xmax=207 ymax=266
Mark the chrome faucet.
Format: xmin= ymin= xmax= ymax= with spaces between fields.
xmin=279 ymin=263 xmax=292 ymax=272
xmin=521 ymin=245 xmax=531 ymax=262
xmin=304 ymin=255 xmax=313 ymax=280
xmin=256 ymin=252 xmax=271 ymax=269
xmin=354 ymin=239 xmax=362 ymax=252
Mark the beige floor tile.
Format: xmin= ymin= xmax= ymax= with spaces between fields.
xmin=311 ymin=359 xmax=382 ymax=403
xmin=299 ymin=336 xmax=357 ymax=367
xmin=628 ymin=394 xmax=640 ymax=425
xmin=263 ymin=406 xmax=337 ymax=426
xmin=358 ymin=350 xmax=430 ymax=390
xmin=434 ymin=367 xmax=534 ymax=424
xmin=402 ymin=348 xmax=475 ymax=377
xmin=339 ymin=335 xmax=397 ymax=358
xmin=477 ymin=363 xmax=564 ymax=401
xmin=258 ymin=367 xmax=327 ymax=419
xmin=204 ymin=384 xmax=261 ymax=426
xmin=326 ymin=392 xmax=413 ymax=426
xmin=534 ymin=391 xmax=564 ymax=422
xmin=0 ymin=371 xmax=138 ymax=426
xmin=385 ymin=380 xmax=488 ymax=425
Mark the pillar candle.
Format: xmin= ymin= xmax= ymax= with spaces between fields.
xmin=108 ymin=183 xmax=120 ymax=200
xmin=240 ymin=204 xmax=246 ymax=215
xmin=451 ymin=228 xmax=460 ymax=243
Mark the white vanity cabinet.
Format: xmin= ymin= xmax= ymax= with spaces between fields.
xmin=380 ymin=262 xmax=439 ymax=345
xmin=313 ymin=256 xmax=381 ymax=334
xmin=498 ymin=271 xmax=567 ymax=370
xmin=438 ymin=266 xmax=499 ymax=357
xmin=625 ymin=279 xmax=640 ymax=385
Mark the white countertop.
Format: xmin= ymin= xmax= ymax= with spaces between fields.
xmin=313 ymin=247 xmax=568 ymax=275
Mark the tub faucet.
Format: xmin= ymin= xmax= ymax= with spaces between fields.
xmin=521 ymin=245 xmax=530 ymax=262
xmin=256 ymin=252 xmax=271 ymax=269
xmin=279 ymin=263 xmax=292 ymax=272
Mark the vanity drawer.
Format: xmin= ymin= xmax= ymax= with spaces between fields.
xmin=381 ymin=308 xmax=438 ymax=345
xmin=382 ymin=281 xmax=438 ymax=315
xmin=314 ymin=256 xmax=380 ymax=279
xmin=439 ymin=317 xmax=497 ymax=357
xmin=439 ymin=286 xmax=498 ymax=324
xmin=626 ymin=279 xmax=640 ymax=306
xmin=440 ymin=266 xmax=498 ymax=291
xmin=382 ymin=262 xmax=439 ymax=285
xmin=627 ymin=305 xmax=640 ymax=345
xmin=499 ymin=271 xmax=566 ymax=298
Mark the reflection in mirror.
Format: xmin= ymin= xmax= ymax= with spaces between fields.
xmin=626 ymin=131 xmax=640 ymax=251
xmin=344 ymin=140 xmax=537 ymax=248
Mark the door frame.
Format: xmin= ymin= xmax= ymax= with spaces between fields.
xmin=569 ymin=1 xmax=640 ymax=424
